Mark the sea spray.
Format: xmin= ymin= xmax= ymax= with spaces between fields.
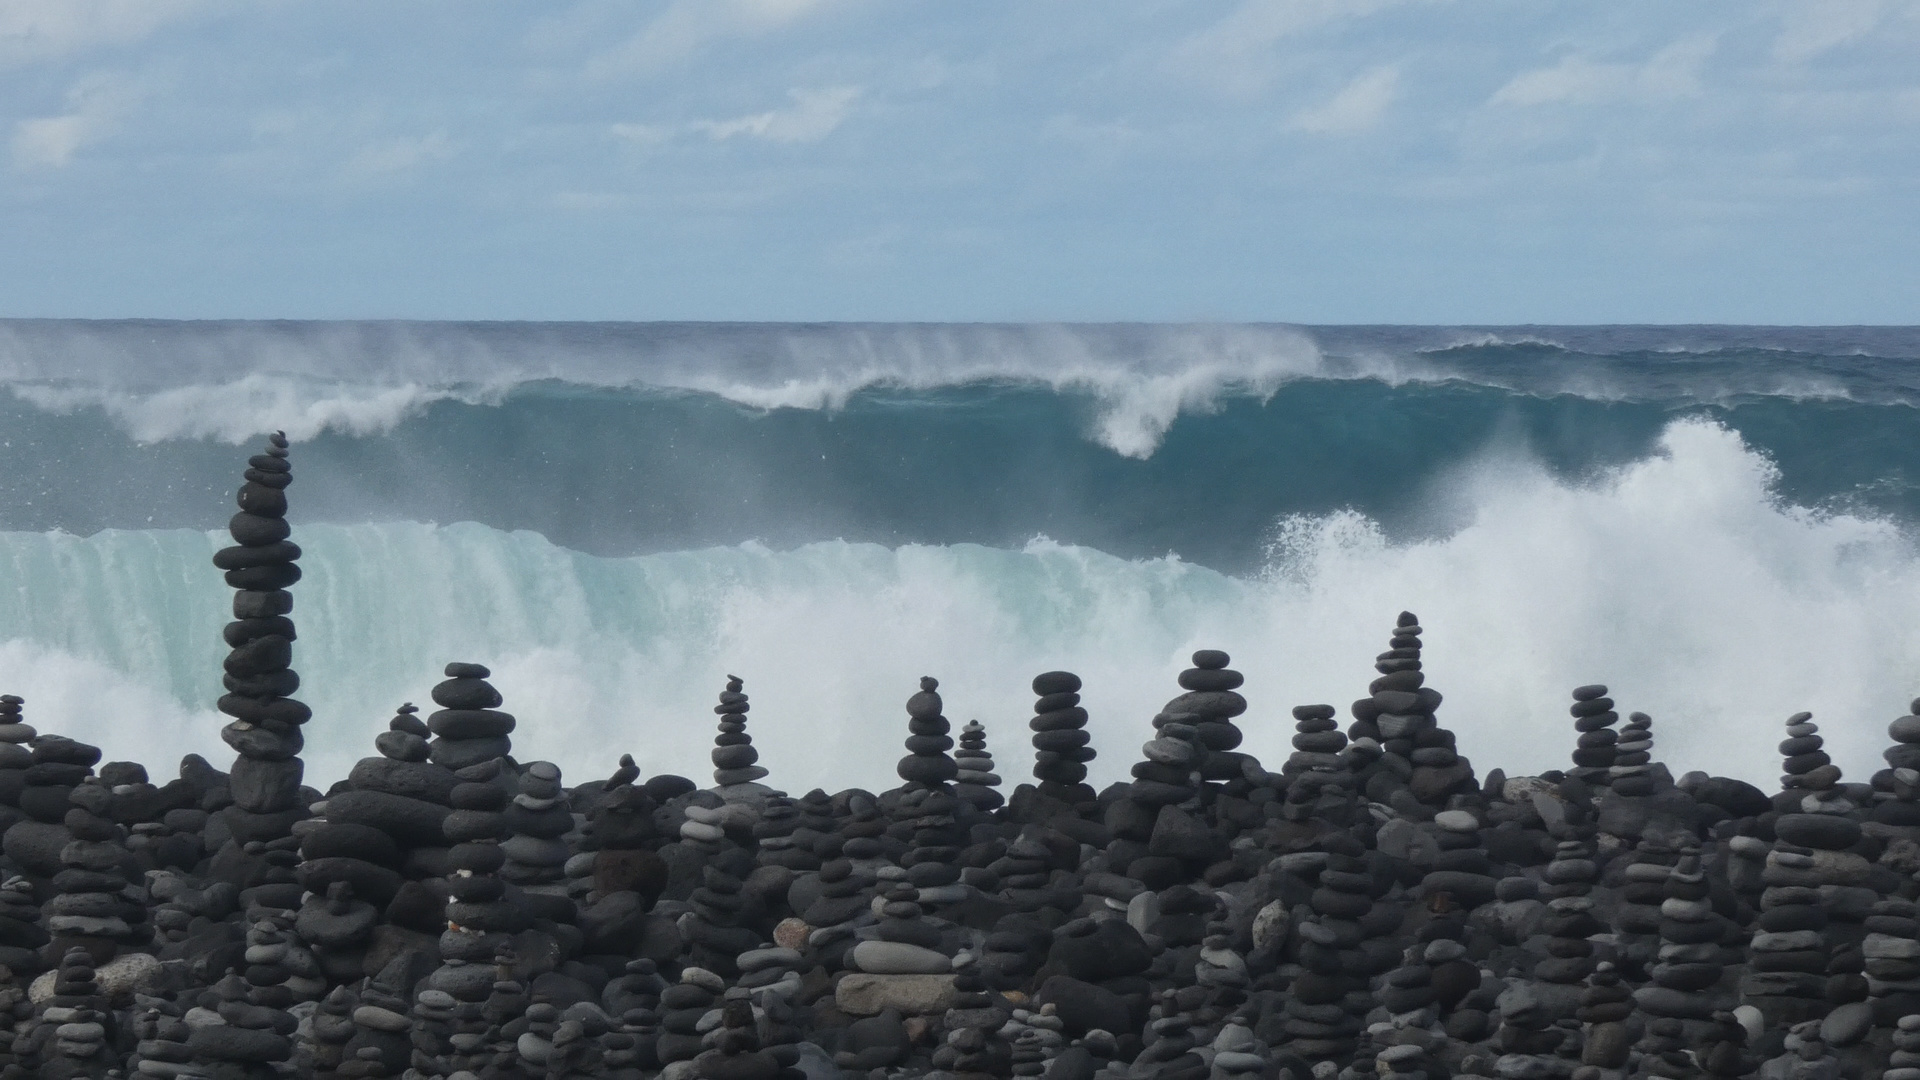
xmin=0 ymin=417 xmax=1913 ymax=791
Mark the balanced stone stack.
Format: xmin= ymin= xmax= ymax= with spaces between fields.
xmin=953 ymin=720 xmax=1004 ymax=811
xmin=1633 ymin=852 xmax=1728 ymax=1052
xmin=428 ymin=662 xmax=515 ymax=773
xmin=44 ymin=780 xmax=140 ymax=965
xmin=0 ymin=696 xmax=29 ymax=825
xmin=1164 ymin=650 xmax=1249 ymax=783
xmin=1875 ymin=699 xmax=1920 ymax=826
xmin=500 ymin=760 xmax=571 ymax=887
xmin=300 ymin=706 xmax=439 ymax=923
xmin=711 ymin=676 xmax=772 ymax=795
xmin=752 ymin=794 xmax=815 ymax=871
xmin=1029 ymin=671 xmax=1094 ymax=797
xmin=38 ymin=945 xmax=110 ymax=1078
xmin=0 ymin=876 xmax=45 ymax=973
xmin=1420 ymin=807 xmax=1499 ymax=919
xmin=1574 ymin=962 xmax=1633 ymax=1071
xmin=443 ymin=756 xmax=523 ymax=954
xmin=799 ymin=856 xmax=873 ymax=972
xmin=1534 ymin=840 xmax=1600 ymax=986
xmin=1608 ymin=711 xmax=1657 ymax=797
xmin=1609 ymin=836 xmax=1679 ymax=978
xmin=1350 ymin=613 xmax=1472 ymax=814
xmin=1279 ymin=704 xmax=1357 ymax=826
xmin=214 ymin=431 xmax=311 ymax=846
xmin=1888 ymin=1013 xmax=1920 ymax=1080
xmin=20 ymin=735 xmax=100 ymax=826
xmin=654 ymin=967 xmax=723 ymax=1075
xmin=1132 ymin=706 xmax=1204 ymax=809
xmin=897 ymin=785 xmax=970 ymax=912
xmin=1566 ymin=685 xmax=1618 ymax=788
xmin=685 ymin=845 xmax=761 ymax=976
xmin=294 ymin=881 xmax=379 ymax=987
xmin=899 ymin=677 xmax=959 ymax=788
xmin=1867 ymin=897 xmax=1920 ymax=1024
xmin=1743 ymin=750 xmax=1874 ymax=1030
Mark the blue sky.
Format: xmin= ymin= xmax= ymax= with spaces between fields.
xmin=1 ymin=0 xmax=1915 ymax=322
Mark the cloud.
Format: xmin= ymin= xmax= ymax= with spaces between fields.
xmin=586 ymin=0 xmax=841 ymax=78
xmin=692 ymin=86 xmax=860 ymax=143
xmin=10 ymin=71 xmax=134 ymax=168
xmin=341 ymin=130 xmax=456 ymax=180
xmin=1288 ymin=66 xmax=1398 ymax=133
xmin=1170 ymin=0 xmax=1403 ymax=95
xmin=1773 ymin=0 xmax=1886 ymax=62
xmin=1490 ymin=36 xmax=1716 ymax=107
xmin=0 ymin=0 xmax=202 ymax=67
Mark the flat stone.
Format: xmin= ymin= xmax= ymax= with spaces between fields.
xmin=850 ymin=940 xmax=950 ymax=974
xmin=834 ymin=973 xmax=960 ymax=1016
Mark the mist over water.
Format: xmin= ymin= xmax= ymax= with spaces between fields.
xmin=0 ymin=409 xmax=1913 ymax=794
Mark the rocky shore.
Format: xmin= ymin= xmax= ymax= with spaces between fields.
xmin=1 ymin=438 xmax=1917 ymax=1080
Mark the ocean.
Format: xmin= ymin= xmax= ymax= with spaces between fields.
xmin=2 ymin=320 xmax=1917 ymax=792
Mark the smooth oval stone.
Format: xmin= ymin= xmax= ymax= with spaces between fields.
xmin=1891 ymin=715 xmax=1920 ymax=744
xmin=1032 ymin=671 xmax=1082 ymax=695
xmin=212 ymin=541 xmax=302 ymax=571
xmin=229 ymin=512 xmax=291 ymax=546
xmin=1774 ymin=813 xmax=1861 ymax=850
xmin=432 ymin=678 xmax=504 ymax=711
xmin=1179 ymin=668 xmax=1244 ymax=692
xmin=1191 ymin=650 xmax=1230 ymax=670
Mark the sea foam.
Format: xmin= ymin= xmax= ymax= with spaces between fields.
xmin=0 ymin=417 xmax=1911 ymax=793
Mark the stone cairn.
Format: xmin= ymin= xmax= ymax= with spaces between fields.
xmin=1608 ymin=710 xmax=1658 ymax=797
xmin=45 ymin=779 xmax=140 ymax=965
xmin=0 ymin=696 xmax=28 ymax=823
xmin=500 ymin=759 xmax=571 ymax=887
xmin=1350 ymin=613 xmax=1473 ymax=817
xmin=1630 ymin=850 xmax=1731 ymax=1065
xmin=712 ymin=675 xmax=772 ymax=795
xmin=900 ymin=676 xmax=959 ymax=788
xmin=953 ymin=719 xmax=1003 ymax=812
xmin=1279 ymin=703 xmax=1356 ymax=826
xmin=1566 ymin=684 xmax=1617 ymax=788
xmin=1166 ymin=649 xmax=1249 ymax=784
xmin=1876 ymin=699 xmax=1920 ymax=826
xmin=214 ymin=430 xmax=309 ymax=848
xmin=428 ymin=661 xmax=515 ymax=773
xmin=1030 ymin=670 xmax=1095 ymax=801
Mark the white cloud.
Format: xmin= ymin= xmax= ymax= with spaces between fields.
xmin=1490 ymin=36 xmax=1716 ymax=107
xmin=0 ymin=0 xmax=202 ymax=67
xmin=1171 ymin=0 xmax=1404 ymax=95
xmin=692 ymin=86 xmax=860 ymax=143
xmin=586 ymin=0 xmax=842 ymax=78
xmin=1288 ymin=66 xmax=1398 ymax=133
xmin=10 ymin=71 xmax=134 ymax=168
xmin=341 ymin=131 xmax=456 ymax=180
xmin=1773 ymin=0 xmax=1886 ymax=62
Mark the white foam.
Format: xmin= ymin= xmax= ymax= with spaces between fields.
xmin=0 ymin=321 xmax=1416 ymax=456
xmin=0 ymin=417 xmax=1913 ymax=790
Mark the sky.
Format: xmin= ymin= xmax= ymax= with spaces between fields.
xmin=0 ymin=0 xmax=1916 ymax=323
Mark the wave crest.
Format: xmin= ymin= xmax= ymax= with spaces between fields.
xmin=0 ymin=418 xmax=1915 ymax=790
